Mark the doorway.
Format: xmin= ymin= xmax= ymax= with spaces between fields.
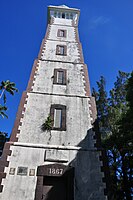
xmin=34 ymin=164 xmax=74 ymax=200
xmin=42 ymin=176 xmax=67 ymax=200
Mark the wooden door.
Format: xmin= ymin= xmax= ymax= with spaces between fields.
xmin=42 ymin=176 xmax=67 ymax=200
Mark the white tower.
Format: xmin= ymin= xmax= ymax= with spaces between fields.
xmin=0 ymin=5 xmax=107 ymax=200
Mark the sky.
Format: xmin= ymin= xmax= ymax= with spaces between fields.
xmin=0 ymin=0 xmax=133 ymax=136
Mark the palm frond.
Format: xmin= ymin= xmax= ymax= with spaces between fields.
xmin=3 ymin=93 xmax=6 ymax=104
xmin=0 ymin=80 xmax=18 ymax=96
xmin=0 ymin=105 xmax=8 ymax=118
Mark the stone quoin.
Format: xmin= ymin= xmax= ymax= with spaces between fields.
xmin=0 ymin=5 xmax=107 ymax=200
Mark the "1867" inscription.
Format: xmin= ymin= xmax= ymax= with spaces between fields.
xmin=48 ymin=168 xmax=64 ymax=175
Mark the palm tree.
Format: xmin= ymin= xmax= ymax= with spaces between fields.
xmin=0 ymin=80 xmax=18 ymax=118
xmin=0 ymin=80 xmax=18 ymax=103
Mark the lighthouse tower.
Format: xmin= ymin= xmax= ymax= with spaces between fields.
xmin=0 ymin=5 xmax=107 ymax=200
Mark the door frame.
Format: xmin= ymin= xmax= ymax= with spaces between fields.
xmin=34 ymin=164 xmax=74 ymax=200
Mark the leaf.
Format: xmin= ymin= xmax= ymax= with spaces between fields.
xmin=0 ymin=104 xmax=8 ymax=118
xmin=0 ymin=80 xmax=18 ymax=96
xmin=41 ymin=116 xmax=52 ymax=131
xmin=3 ymin=93 xmax=7 ymax=104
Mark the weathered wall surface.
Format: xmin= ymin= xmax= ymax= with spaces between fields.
xmin=1 ymin=145 xmax=105 ymax=200
xmin=41 ymin=18 xmax=83 ymax=63
xmin=49 ymin=24 xmax=76 ymax=42
xmin=17 ymin=93 xmax=92 ymax=146
xmin=0 ymin=6 xmax=107 ymax=200
xmin=41 ymin=40 xmax=80 ymax=63
xmin=32 ymin=61 xmax=86 ymax=96
xmin=54 ymin=18 xmax=72 ymax=26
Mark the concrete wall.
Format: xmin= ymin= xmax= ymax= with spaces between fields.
xmin=0 ymin=7 xmax=106 ymax=200
xmin=49 ymin=24 xmax=76 ymax=42
xmin=54 ymin=18 xmax=72 ymax=26
xmin=1 ymin=145 xmax=105 ymax=200
xmin=33 ymin=61 xmax=86 ymax=96
xmin=41 ymin=40 xmax=80 ymax=63
xmin=17 ymin=93 xmax=93 ymax=147
xmin=41 ymin=18 xmax=82 ymax=63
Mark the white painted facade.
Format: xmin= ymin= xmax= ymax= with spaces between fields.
xmin=0 ymin=5 xmax=107 ymax=200
xmin=33 ymin=61 xmax=86 ymax=96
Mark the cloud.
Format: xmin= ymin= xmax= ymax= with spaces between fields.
xmin=89 ymin=16 xmax=110 ymax=29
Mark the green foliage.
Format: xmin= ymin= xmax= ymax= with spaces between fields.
xmin=92 ymin=76 xmax=110 ymax=140
xmin=92 ymin=76 xmax=108 ymax=130
xmin=0 ymin=80 xmax=18 ymax=155
xmin=0 ymin=80 xmax=18 ymax=118
xmin=41 ymin=116 xmax=53 ymax=131
xmin=93 ymin=71 xmax=133 ymax=199
xmin=0 ymin=80 xmax=18 ymax=97
xmin=0 ymin=132 xmax=9 ymax=156
xmin=126 ymin=71 xmax=133 ymax=109
xmin=0 ymin=105 xmax=8 ymax=118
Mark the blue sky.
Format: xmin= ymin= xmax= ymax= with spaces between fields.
xmin=0 ymin=0 xmax=133 ymax=136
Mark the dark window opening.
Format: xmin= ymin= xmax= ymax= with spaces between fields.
xmin=62 ymin=13 xmax=65 ymax=18
xmin=34 ymin=164 xmax=74 ymax=200
xmin=43 ymin=176 xmax=67 ymax=200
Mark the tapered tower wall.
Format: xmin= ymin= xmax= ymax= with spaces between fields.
xmin=0 ymin=5 xmax=107 ymax=200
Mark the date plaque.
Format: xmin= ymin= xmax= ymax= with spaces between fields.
xmin=17 ymin=167 xmax=28 ymax=176
xmin=37 ymin=164 xmax=66 ymax=177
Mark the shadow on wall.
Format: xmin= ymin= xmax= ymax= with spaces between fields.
xmin=35 ymin=121 xmax=110 ymax=200
xmin=0 ymin=119 xmax=110 ymax=199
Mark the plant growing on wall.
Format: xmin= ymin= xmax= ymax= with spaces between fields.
xmin=41 ymin=115 xmax=52 ymax=131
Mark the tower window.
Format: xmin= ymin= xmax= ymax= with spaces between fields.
xmin=50 ymin=105 xmax=66 ymax=131
xmin=54 ymin=12 xmax=57 ymax=18
xmin=57 ymin=29 xmax=67 ymax=37
xmin=57 ymin=71 xmax=64 ymax=84
xmin=60 ymin=30 xmax=65 ymax=37
xmin=60 ymin=46 xmax=64 ymax=55
xmin=70 ymin=13 xmax=73 ymax=20
xmin=66 ymin=13 xmax=69 ymax=19
xmin=56 ymin=45 xmax=67 ymax=56
xmin=58 ymin=12 xmax=61 ymax=18
xmin=53 ymin=69 xmax=67 ymax=85
xmin=62 ymin=13 xmax=65 ymax=18
xmin=54 ymin=109 xmax=62 ymax=128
